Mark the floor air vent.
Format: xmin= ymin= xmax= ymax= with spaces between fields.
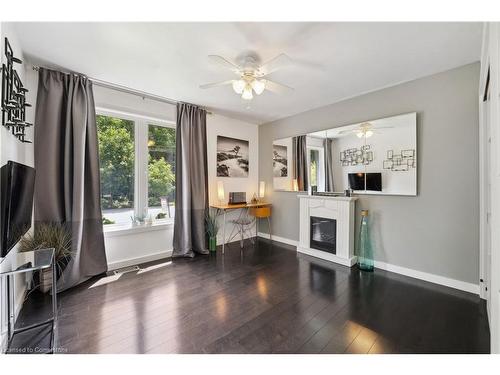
xmin=113 ymin=265 xmax=140 ymax=275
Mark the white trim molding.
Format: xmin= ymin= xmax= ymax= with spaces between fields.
xmin=373 ymin=260 xmax=480 ymax=295
xmin=107 ymin=250 xmax=173 ymax=271
xmin=258 ymin=232 xmax=298 ymax=247
xmin=259 ymin=234 xmax=480 ymax=295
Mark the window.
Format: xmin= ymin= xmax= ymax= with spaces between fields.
xmin=148 ymin=124 xmax=176 ymax=220
xmin=307 ymin=146 xmax=325 ymax=192
xmin=309 ymin=148 xmax=319 ymax=188
xmin=97 ymin=111 xmax=176 ymax=228
xmin=97 ymin=115 xmax=135 ymax=225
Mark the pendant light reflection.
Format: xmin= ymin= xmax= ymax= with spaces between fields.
xmin=256 ymin=276 xmax=268 ymax=299
xmin=215 ymin=294 xmax=227 ymax=320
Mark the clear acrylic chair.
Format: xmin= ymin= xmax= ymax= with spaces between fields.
xmin=229 ymin=214 xmax=256 ymax=248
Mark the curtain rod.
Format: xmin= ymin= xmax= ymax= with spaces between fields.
xmin=31 ymin=65 xmax=212 ymax=114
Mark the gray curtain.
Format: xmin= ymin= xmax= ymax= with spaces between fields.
xmin=324 ymin=138 xmax=335 ymax=191
xmin=292 ymin=135 xmax=308 ymax=191
xmin=34 ymin=68 xmax=107 ymax=292
xmin=172 ymin=103 xmax=209 ymax=258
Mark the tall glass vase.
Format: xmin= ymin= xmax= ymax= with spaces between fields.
xmin=358 ymin=210 xmax=374 ymax=271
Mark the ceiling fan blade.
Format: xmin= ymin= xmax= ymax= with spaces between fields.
xmin=208 ymin=55 xmax=241 ymax=74
xmin=259 ymin=53 xmax=292 ymax=76
xmin=263 ymin=79 xmax=294 ymax=94
xmin=338 ymin=129 xmax=356 ymax=134
xmin=199 ymin=80 xmax=234 ymax=89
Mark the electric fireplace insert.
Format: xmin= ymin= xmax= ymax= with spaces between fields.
xmin=310 ymin=216 xmax=337 ymax=254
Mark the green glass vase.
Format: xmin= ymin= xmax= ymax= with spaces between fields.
xmin=358 ymin=210 xmax=374 ymax=272
xmin=209 ymin=236 xmax=217 ymax=252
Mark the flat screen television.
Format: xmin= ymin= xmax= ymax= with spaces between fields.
xmin=348 ymin=172 xmax=382 ymax=192
xmin=1 ymin=161 xmax=36 ymax=258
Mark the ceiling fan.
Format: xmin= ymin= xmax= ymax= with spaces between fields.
xmin=200 ymin=53 xmax=294 ymax=100
xmin=339 ymin=122 xmax=394 ymax=138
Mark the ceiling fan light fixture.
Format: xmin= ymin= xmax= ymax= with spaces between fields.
xmin=251 ymin=79 xmax=266 ymax=95
xmin=365 ymin=130 xmax=374 ymax=138
xmin=242 ymin=85 xmax=253 ymax=100
xmin=202 ymin=53 xmax=294 ymax=100
xmin=232 ymin=80 xmax=246 ymax=94
xmin=356 ymin=131 xmax=364 ymax=138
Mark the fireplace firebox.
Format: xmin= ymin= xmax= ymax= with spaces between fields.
xmin=310 ymin=216 xmax=337 ymax=254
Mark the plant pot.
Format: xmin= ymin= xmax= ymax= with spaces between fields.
xmin=39 ymin=268 xmax=53 ymax=293
xmin=38 ymin=255 xmax=70 ymax=293
xmin=209 ymin=236 xmax=217 ymax=252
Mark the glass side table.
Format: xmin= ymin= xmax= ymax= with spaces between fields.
xmin=0 ymin=248 xmax=57 ymax=354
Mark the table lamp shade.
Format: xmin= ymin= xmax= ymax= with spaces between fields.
xmin=259 ymin=181 xmax=265 ymax=198
xmin=217 ymin=181 xmax=225 ymax=202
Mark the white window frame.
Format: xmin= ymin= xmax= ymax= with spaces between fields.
xmin=96 ymin=107 xmax=176 ymax=232
xmin=307 ymin=145 xmax=325 ymax=192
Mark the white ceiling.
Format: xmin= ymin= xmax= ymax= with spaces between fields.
xmin=11 ymin=22 xmax=482 ymax=124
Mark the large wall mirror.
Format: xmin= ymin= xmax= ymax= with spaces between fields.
xmin=272 ymin=112 xmax=417 ymax=196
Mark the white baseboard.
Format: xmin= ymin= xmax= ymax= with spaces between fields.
xmin=373 ymin=260 xmax=480 ymax=295
xmin=258 ymin=232 xmax=298 ymax=247
xmin=259 ymin=233 xmax=480 ymax=295
xmin=107 ymin=250 xmax=173 ymax=271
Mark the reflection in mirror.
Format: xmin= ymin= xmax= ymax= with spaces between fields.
xmin=272 ymin=112 xmax=417 ymax=196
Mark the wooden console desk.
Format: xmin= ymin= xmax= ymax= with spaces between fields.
xmin=210 ymin=202 xmax=272 ymax=254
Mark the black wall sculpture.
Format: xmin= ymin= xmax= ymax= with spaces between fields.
xmin=1 ymin=37 xmax=32 ymax=143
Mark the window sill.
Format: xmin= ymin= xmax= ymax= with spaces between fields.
xmin=103 ymin=220 xmax=174 ymax=238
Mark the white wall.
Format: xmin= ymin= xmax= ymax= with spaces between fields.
xmin=0 ymin=23 xmax=35 ymax=353
xmin=93 ymin=85 xmax=176 ymax=122
xmin=207 ymin=114 xmax=260 ymax=244
xmin=104 ymin=224 xmax=174 ymax=270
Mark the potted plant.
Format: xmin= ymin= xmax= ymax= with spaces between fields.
xmin=102 ymin=216 xmax=115 ymax=225
xmin=156 ymin=212 xmax=167 ymax=220
xmin=130 ymin=214 xmax=146 ymax=226
xmin=19 ymin=223 xmax=72 ymax=293
xmin=205 ymin=209 xmax=219 ymax=253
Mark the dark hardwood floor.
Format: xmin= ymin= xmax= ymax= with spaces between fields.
xmin=17 ymin=238 xmax=490 ymax=354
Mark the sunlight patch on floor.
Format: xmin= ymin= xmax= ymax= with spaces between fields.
xmin=137 ymin=261 xmax=172 ymax=274
xmin=89 ymin=273 xmax=123 ymax=289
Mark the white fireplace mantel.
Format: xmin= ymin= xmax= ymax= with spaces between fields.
xmin=297 ymin=194 xmax=358 ymax=267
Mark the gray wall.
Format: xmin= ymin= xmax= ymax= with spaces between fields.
xmin=259 ymin=63 xmax=480 ymax=284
